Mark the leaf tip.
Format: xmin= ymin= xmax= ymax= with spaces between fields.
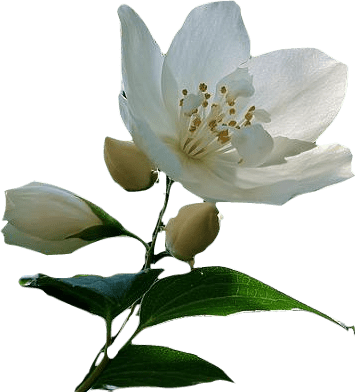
xmin=19 ymin=274 xmax=41 ymax=287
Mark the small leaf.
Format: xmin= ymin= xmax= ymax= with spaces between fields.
xmin=138 ymin=266 xmax=352 ymax=332
xmin=92 ymin=344 xmax=232 ymax=389
xmin=20 ymin=269 xmax=163 ymax=321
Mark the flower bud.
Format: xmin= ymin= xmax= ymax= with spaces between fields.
xmin=2 ymin=182 xmax=107 ymax=255
xmin=104 ymin=137 xmax=158 ymax=191
xmin=165 ymin=202 xmax=220 ymax=265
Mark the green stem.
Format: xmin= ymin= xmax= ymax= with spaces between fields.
xmin=152 ymin=250 xmax=173 ymax=264
xmin=124 ymin=229 xmax=150 ymax=251
xmin=76 ymin=177 xmax=174 ymax=391
xmin=115 ymin=178 xmax=173 ymax=349
xmin=118 ymin=326 xmax=142 ymax=353
xmin=75 ymin=319 xmax=112 ymax=392
xmin=114 ymin=303 xmax=138 ymax=338
xmin=104 ymin=318 xmax=112 ymax=357
xmin=145 ymin=176 xmax=174 ymax=269
xmin=75 ymin=355 xmax=110 ymax=392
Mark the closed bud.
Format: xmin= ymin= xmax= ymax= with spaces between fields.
xmin=2 ymin=182 xmax=123 ymax=255
xmin=104 ymin=137 xmax=158 ymax=191
xmin=165 ymin=202 xmax=220 ymax=266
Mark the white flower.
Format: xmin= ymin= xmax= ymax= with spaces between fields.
xmin=2 ymin=182 xmax=108 ymax=255
xmin=117 ymin=1 xmax=353 ymax=205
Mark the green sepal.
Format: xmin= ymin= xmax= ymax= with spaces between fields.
xmin=66 ymin=224 xmax=126 ymax=241
xmin=65 ymin=196 xmax=128 ymax=241
xmin=81 ymin=197 xmax=125 ymax=229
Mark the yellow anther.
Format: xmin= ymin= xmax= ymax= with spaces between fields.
xmin=193 ymin=118 xmax=202 ymax=127
xmin=182 ymin=89 xmax=188 ymax=96
xmin=199 ymin=83 xmax=208 ymax=92
xmin=205 ymin=93 xmax=211 ymax=99
xmin=248 ymin=105 xmax=255 ymax=111
xmin=244 ymin=121 xmax=251 ymax=127
xmin=218 ymin=130 xmax=230 ymax=144
xmin=229 ymin=108 xmax=236 ymax=115
xmin=228 ymin=100 xmax=235 ymax=106
xmin=245 ymin=112 xmax=253 ymax=121
xmin=192 ymin=108 xmax=198 ymax=114
xmin=189 ymin=126 xmax=197 ymax=132
xmin=228 ymin=120 xmax=237 ymax=126
xmin=202 ymin=101 xmax=208 ymax=108
xmin=209 ymin=120 xmax=217 ymax=129
xmin=179 ymin=99 xmax=184 ymax=106
xmin=220 ymin=86 xmax=227 ymax=94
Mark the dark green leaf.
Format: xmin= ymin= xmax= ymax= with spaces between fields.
xmin=138 ymin=266 xmax=352 ymax=332
xmin=19 ymin=269 xmax=163 ymax=321
xmin=92 ymin=344 xmax=232 ymax=389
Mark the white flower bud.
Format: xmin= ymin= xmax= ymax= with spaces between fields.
xmin=165 ymin=202 xmax=220 ymax=265
xmin=104 ymin=137 xmax=158 ymax=191
xmin=2 ymin=182 xmax=104 ymax=255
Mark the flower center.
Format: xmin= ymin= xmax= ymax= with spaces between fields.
xmin=177 ymin=68 xmax=270 ymax=160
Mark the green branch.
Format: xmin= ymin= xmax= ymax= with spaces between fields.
xmin=123 ymin=229 xmax=150 ymax=250
xmin=75 ymin=319 xmax=112 ymax=392
xmin=145 ymin=176 xmax=174 ymax=269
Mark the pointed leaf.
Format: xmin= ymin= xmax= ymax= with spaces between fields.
xmin=19 ymin=269 xmax=163 ymax=321
xmin=92 ymin=344 xmax=232 ymax=389
xmin=138 ymin=266 xmax=352 ymax=332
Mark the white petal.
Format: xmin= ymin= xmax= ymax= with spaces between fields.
xmin=120 ymin=93 xmax=180 ymax=173
xmin=162 ymin=1 xmax=250 ymax=117
xmin=231 ymin=124 xmax=274 ymax=167
xmin=128 ymin=114 xmax=182 ymax=180
xmin=173 ymin=150 xmax=242 ymax=202
xmin=233 ymin=144 xmax=353 ymax=205
xmin=2 ymin=223 xmax=89 ymax=255
xmin=261 ymin=136 xmax=316 ymax=166
xmin=216 ymin=67 xmax=255 ymax=101
xmin=118 ymin=5 xmax=168 ymax=130
xmin=242 ymin=48 xmax=347 ymax=141
xmin=118 ymin=92 xmax=134 ymax=135
xmin=158 ymin=143 xmax=352 ymax=205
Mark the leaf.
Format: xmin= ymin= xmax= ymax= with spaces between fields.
xmin=19 ymin=269 xmax=163 ymax=321
xmin=138 ymin=266 xmax=352 ymax=332
xmin=92 ymin=344 xmax=232 ymax=389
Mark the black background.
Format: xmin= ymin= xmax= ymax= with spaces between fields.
xmin=5 ymin=1 xmax=355 ymax=391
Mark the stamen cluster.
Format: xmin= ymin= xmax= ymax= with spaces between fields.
xmin=178 ymin=73 xmax=270 ymax=160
